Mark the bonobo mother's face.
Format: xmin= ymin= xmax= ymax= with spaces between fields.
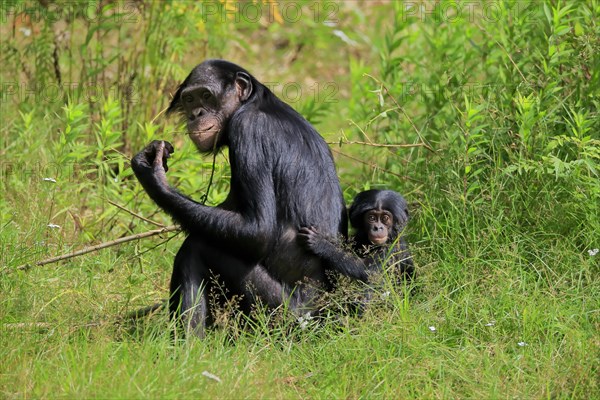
xmin=166 ymin=61 xmax=253 ymax=152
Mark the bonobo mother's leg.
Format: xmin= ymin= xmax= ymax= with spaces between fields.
xmin=170 ymin=236 xmax=211 ymax=338
xmin=170 ymin=235 xmax=289 ymax=337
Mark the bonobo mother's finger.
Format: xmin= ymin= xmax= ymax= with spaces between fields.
xmin=159 ymin=141 xmax=175 ymax=172
xmin=152 ymin=140 xmax=166 ymax=168
xmin=164 ymin=141 xmax=175 ymax=155
xmin=143 ymin=140 xmax=160 ymax=157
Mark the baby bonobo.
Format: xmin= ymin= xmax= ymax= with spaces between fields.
xmin=298 ymin=190 xmax=415 ymax=294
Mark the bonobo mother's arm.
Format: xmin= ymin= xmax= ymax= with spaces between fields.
xmin=298 ymin=226 xmax=368 ymax=281
xmin=131 ymin=140 xmax=276 ymax=260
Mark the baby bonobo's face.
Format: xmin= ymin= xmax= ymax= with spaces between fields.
xmin=363 ymin=209 xmax=394 ymax=245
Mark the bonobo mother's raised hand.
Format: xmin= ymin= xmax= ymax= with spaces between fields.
xmin=131 ymin=140 xmax=175 ymax=191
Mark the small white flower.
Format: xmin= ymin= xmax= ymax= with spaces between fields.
xmin=588 ymin=248 xmax=599 ymax=256
xmin=428 ymin=326 xmax=436 ymax=332
xmin=517 ymin=341 xmax=528 ymax=347
xmin=485 ymin=321 xmax=496 ymax=327
xmin=47 ymin=224 xmax=61 ymax=229
xmin=297 ymin=312 xmax=313 ymax=330
xmin=303 ymin=312 xmax=313 ymax=321
xmin=201 ymin=371 xmax=221 ymax=383
xmin=43 ymin=177 xmax=57 ymax=183
xmin=19 ymin=27 xmax=31 ymax=37
xmin=381 ymin=291 xmax=391 ymax=299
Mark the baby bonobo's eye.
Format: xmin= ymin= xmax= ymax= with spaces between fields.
xmin=202 ymin=91 xmax=212 ymax=101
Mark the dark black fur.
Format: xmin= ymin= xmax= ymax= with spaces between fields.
xmin=299 ymin=189 xmax=414 ymax=289
xmin=131 ymin=60 xmax=366 ymax=337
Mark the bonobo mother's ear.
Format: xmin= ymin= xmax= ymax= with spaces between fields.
xmin=235 ymin=71 xmax=253 ymax=101
xmin=166 ymin=84 xmax=183 ymax=114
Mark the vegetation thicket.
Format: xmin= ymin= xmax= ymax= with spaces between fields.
xmin=1 ymin=1 xmax=598 ymax=398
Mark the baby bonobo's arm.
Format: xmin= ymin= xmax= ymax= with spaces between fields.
xmin=298 ymin=226 xmax=368 ymax=282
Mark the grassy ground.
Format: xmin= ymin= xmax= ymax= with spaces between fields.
xmin=1 ymin=1 xmax=598 ymax=398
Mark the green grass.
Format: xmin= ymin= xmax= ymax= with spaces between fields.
xmin=1 ymin=1 xmax=599 ymax=398
xmin=2 ymin=237 xmax=596 ymax=398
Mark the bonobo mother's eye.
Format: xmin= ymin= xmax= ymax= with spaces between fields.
xmin=202 ymin=91 xmax=212 ymax=101
xmin=184 ymin=95 xmax=194 ymax=103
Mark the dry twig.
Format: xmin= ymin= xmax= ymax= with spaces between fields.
xmin=328 ymin=139 xmax=429 ymax=149
xmin=11 ymin=225 xmax=180 ymax=273
xmin=107 ymin=199 xmax=166 ymax=227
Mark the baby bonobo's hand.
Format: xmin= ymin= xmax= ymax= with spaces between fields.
xmin=298 ymin=226 xmax=320 ymax=252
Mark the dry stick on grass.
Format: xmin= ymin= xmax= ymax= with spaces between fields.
xmin=327 ymin=138 xmax=430 ymax=149
xmin=11 ymin=225 xmax=181 ymax=273
xmin=329 ymin=120 xmax=429 ymax=151
xmin=107 ymin=199 xmax=166 ymax=227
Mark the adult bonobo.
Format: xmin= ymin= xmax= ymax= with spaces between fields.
xmin=131 ymin=60 xmax=366 ymax=337
xmin=299 ymin=190 xmax=415 ymax=287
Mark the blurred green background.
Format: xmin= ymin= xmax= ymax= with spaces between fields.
xmin=1 ymin=1 xmax=598 ymax=398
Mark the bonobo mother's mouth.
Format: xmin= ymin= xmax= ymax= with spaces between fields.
xmin=187 ymin=125 xmax=214 ymax=135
